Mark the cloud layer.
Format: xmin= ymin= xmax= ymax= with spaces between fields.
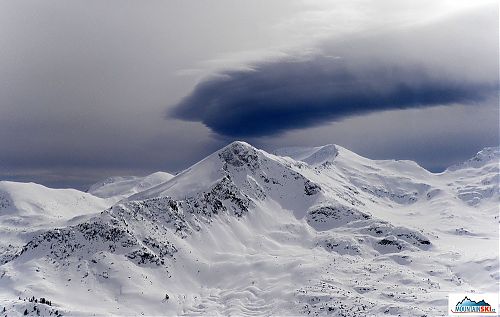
xmin=170 ymin=7 xmax=498 ymax=137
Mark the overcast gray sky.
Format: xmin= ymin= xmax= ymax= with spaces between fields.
xmin=0 ymin=0 xmax=498 ymax=189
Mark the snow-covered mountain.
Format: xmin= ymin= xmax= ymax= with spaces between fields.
xmin=0 ymin=171 xmax=173 ymax=282
xmin=0 ymin=181 xmax=111 ymax=266
xmin=0 ymin=142 xmax=498 ymax=316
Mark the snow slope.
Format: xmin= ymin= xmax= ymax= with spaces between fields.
xmin=0 ymin=142 xmax=498 ymax=316
xmin=87 ymin=171 xmax=174 ymax=202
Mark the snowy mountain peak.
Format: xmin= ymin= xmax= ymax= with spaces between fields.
xmin=223 ymin=140 xmax=255 ymax=149
xmin=217 ymin=141 xmax=261 ymax=170
xmin=274 ymin=144 xmax=339 ymax=166
xmin=447 ymin=146 xmax=499 ymax=171
xmin=128 ymin=140 xmax=322 ymax=206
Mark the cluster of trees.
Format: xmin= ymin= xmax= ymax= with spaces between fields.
xmin=27 ymin=297 xmax=52 ymax=306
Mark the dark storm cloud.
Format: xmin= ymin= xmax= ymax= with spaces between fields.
xmin=169 ymin=7 xmax=498 ymax=137
xmin=170 ymin=59 xmax=495 ymax=137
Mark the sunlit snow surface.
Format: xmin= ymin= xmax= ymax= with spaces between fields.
xmin=0 ymin=142 xmax=498 ymax=316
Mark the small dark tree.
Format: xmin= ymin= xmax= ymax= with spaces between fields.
xmin=23 ymin=309 xmax=28 ymax=315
